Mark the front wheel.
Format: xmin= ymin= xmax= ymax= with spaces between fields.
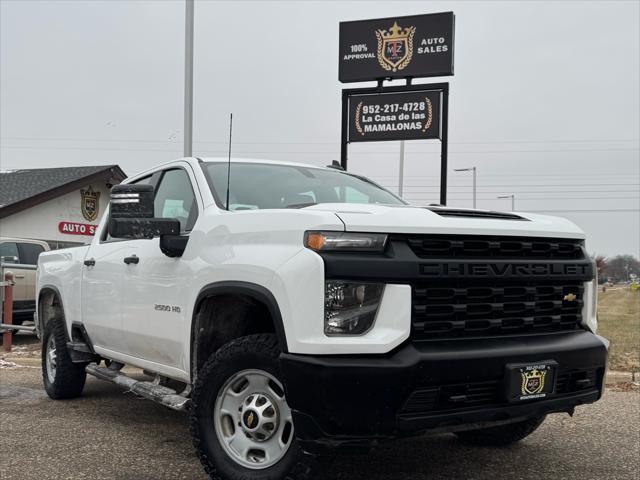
xmin=190 ymin=334 xmax=314 ymax=480
xmin=455 ymin=415 xmax=546 ymax=446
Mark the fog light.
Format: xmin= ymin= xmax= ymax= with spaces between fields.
xmin=324 ymin=281 xmax=384 ymax=335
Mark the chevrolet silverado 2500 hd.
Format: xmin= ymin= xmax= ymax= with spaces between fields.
xmin=36 ymin=157 xmax=608 ymax=480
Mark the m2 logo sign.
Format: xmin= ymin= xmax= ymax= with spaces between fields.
xmin=339 ymin=12 xmax=455 ymax=83
xmin=81 ymin=186 xmax=100 ymax=222
xmin=375 ymin=22 xmax=416 ymax=72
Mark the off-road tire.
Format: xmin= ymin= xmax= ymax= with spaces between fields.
xmin=42 ymin=317 xmax=87 ymax=399
xmin=455 ymin=415 xmax=546 ymax=446
xmin=190 ymin=334 xmax=315 ymax=480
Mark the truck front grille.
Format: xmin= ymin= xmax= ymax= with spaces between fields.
xmin=412 ymin=281 xmax=584 ymax=340
xmin=407 ymin=235 xmax=584 ymax=260
xmin=402 ymin=235 xmax=588 ymax=341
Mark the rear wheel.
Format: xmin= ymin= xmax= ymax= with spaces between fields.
xmin=455 ymin=415 xmax=546 ymax=446
xmin=42 ymin=317 xmax=87 ymax=399
xmin=190 ymin=334 xmax=314 ymax=480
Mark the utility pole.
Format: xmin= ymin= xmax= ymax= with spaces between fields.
xmin=454 ymin=167 xmax=477 ymax=208
xmin=497 ymin=194 xmax=515 ymax=211
xmin=183 ymin=0 xmax=194 ymax=157
xmin=398 ymin=141 xmax=405 ymax=198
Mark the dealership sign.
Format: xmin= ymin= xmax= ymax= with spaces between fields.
xmin=348 ymin=89 xmax=441 ymax=142
xmin=339 ymin=12 xmax=455 ymax=83
xmin=59 ymin=221 xmax=97 ymax=236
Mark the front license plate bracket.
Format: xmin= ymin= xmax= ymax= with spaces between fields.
xmin=504 ymin=360 xmax=558 ymax=402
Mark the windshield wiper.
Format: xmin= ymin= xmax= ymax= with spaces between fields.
xmin=284 ymin=202 xmax=317 ymax=209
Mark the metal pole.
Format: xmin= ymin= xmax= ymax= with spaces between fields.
xmin=440 ymin=85 xmax=449 ymax=206
xmin=2 ymin=271 xmax=14 ymax=352
xmin=398 ymin=141 xmax=405 ymax=197
xmin=183 ymin=0 xmax=194 ymax=157
xmin=472 ymin=167 xmax=477 ymax=209
xmin=340 ymin=91 xmax=349 ymax=170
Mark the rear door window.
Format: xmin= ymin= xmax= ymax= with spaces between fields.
xmin=17 ymin=243 xmax=45 ymax=265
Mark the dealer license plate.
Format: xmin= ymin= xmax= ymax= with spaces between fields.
xmin=505 ymin=361 xmax=557 ymax=402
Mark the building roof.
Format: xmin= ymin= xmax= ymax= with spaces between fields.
xmin=0 ymin=165 xmax=126 ymax=219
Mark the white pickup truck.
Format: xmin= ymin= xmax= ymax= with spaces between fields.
xmin=36 ymin=157 xmax=608 ymax=480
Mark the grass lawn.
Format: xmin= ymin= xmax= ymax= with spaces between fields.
xmin=597 ymin=287 xmax=640 ymax=371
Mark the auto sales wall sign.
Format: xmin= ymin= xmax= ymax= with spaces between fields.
xmin=59 ymin=221 xmax=97 ymax=236
xmin=339 ymin=12 xmax=455 ymax=83
xmin=348 ymin=89 xmax=441 ymax=142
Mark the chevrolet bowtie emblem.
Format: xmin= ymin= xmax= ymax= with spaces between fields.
xmin=563 ymin=293 xmax=577 ymax=302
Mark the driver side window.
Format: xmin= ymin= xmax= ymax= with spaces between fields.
xmin=153 ymin=168 xmax=198 ymax=232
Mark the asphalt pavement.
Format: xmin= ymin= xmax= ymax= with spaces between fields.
xmin=1 ymin=339 xmax=639 ymax=480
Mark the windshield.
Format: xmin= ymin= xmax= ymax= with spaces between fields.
xmin=202 ymin=162 xmax=406 ymax=210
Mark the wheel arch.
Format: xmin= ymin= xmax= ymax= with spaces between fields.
xmin=37 ymin=285 xmax=67 ymax=339
xmin=190 ymin=281 xmax=288 ymax=380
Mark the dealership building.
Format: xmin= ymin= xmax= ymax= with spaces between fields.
xmin=0 ymin=165 xmax=126 ymax=249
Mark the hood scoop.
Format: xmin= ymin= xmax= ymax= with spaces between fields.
xmin=425 ymin=207 xmax=528 ymax=221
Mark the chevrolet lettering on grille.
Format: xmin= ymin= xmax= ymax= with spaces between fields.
xmin=419 ymin=262 xmax=591 ymax=278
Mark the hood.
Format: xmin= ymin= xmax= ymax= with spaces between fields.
xmin=304 ymin=204 xmax=585 ymax=239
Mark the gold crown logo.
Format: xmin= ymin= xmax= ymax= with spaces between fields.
xmin=375 ymin=21 xmax=416 ymax=72
xmin=521 ymin=368 xmax=546 ymax=395
xmin=380 ymin=22 xmax=412 ymax=40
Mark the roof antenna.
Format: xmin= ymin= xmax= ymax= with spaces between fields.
xmin=225 ymin=113 xmax=233 ymax=211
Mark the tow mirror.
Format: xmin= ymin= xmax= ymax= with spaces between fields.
xmin=108 ymin=184 xmax=180 ymax=240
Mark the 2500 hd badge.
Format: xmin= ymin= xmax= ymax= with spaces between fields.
xmin=154 ymin=304 xmax=181 ymax=313
xmin=36 ymin=157 xmax=608 ymax=480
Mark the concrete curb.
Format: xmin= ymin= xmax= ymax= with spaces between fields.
xmin=605 ymin=370 xmax=639 ymax=384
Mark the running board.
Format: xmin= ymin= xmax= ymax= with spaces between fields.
xmin=85 ymin=363 xmax=190 ymax=412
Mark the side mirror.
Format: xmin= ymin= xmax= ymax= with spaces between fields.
xmin=110 ymin=184 xmax=154 ymax=218
xmin=108 ymin=184 xmax=180 ymax=239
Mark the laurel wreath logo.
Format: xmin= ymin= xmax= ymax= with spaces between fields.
xmin=421 ymin=97 xmax=433 ymax=132
xmin=355 ymin=101 xmax=364 ymax=135
xmin=374 ymin=31 xmax=390 ymax=72
xmin=397 ymin=29 xmax=415 ymax=72
xmin=375 ymin=27 xmax=416 ymax=72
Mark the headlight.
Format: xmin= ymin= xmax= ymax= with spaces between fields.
xmin=305 ymin=231 xmax=387 ymax=252
xmin=324 ymin=281 xmax=384 ymax=335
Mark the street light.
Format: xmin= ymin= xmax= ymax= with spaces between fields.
xmin=497 ymin=194 xmax=515 ymax=211
xmin=454 ymin=167 xmax=477 ymax=208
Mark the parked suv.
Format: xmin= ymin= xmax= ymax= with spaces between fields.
xmin=1 ymin=237 xmax=49 ymax=325
xmin=36 ymin=158 xmax=608 ymax=480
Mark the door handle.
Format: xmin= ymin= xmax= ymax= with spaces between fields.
xmin=123 ymin=255 xmax=139 ymax=265
xmin=14 ymin=274 xmax=25 ymax=279
xmin=84 ymin=258 xmax=96 ymax=267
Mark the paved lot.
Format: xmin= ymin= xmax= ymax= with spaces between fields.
xmin=1 ymin=337 xmax=639 ymax=480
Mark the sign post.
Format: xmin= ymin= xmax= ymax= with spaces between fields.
xmin=338 ymin=12 xmax=455 ymax=205
xmin=340 ymin=83 xmax=449 ymax=205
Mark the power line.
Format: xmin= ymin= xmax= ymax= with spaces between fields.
xmin=519 ymin=209 xmax=640 ymax=213
xmin=1 ymin=144 xmax=639 ymax=155
xmin=2 ymin=136 xmax=638 ymax=145
xmin=374 ymin=173 xmax=640 ymax=178
xmin=403 ymin=196 xmax=640 ymax=201
xmin=394 ymin=190 xmax=640 ymax=194
xmin=380 ymin=183 xmax=640 ymax=188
